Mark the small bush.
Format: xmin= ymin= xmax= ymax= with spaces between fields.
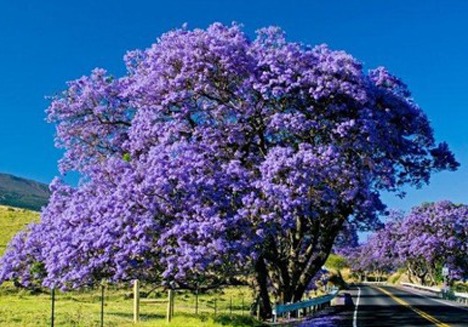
xmin=453 ymin=283 xmax=468 ymax=293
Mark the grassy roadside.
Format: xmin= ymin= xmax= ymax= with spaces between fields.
xmin=0 ymin=205 xmax=39 ymax=256
xmin=0 ymin=283 xmax=262 ymax=327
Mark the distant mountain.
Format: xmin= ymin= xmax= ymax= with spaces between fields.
xmin=0 ymin=173 xmax=50 ymax=211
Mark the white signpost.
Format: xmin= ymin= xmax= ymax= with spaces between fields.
xmin=442 ymin=265 xmax=450 ymax=299
xmin=442 ymin=266 xmax=449 ymax=277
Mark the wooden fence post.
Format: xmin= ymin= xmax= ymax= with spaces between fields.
xmin=100 ymin=284 xmax=105 ymax=327
xmin=133 ymin=279 xmax=140 ymax=323
xmin=171 ymin=289 xmax=175 ymax=317
xmin=195 ymin=288 xmax=199 ymax=315
xmin=167 ymin=289 xmax=175 ymax=322
xmin=50 ymin=288 xmax=55 ymax=327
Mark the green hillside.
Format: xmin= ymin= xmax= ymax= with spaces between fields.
xmin=0 ymin=173 xmax=50 ymax=211
xmin=0 ymin=206 xmax=39 ymax=256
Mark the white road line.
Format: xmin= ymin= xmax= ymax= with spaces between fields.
xmin=353 ymin=286 xmax=361 ymax=327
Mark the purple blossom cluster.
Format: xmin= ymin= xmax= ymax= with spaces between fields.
xmin=347 ymin=201 xmax=467 ymax=284
xmin=0 ymin=23 xmax=458 ymax=314
xmin=345 ymin=218 xmax=401 ymax=280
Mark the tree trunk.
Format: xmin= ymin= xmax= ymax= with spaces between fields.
xmin=289 ymin=220 xmax=344 ymax=303
xmin=255 ymin=256 xmax=272 ymax=320
xmin=406 ymin=265 xmax=415 ymax=284
xmin=418 ymin=271 xmax=427 ymax=285
xmin=255 ymin=212 xmax=347 ymax=317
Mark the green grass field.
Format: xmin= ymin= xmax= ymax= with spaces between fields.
xmin=0 ymin=205 xmax=39 ymax=256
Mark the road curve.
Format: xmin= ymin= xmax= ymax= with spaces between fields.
xmin=300 ymin=284 xmax=468 ymax=327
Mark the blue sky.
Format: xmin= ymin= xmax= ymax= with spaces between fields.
xmin=0 ymin=0 xmax=466 ymax=212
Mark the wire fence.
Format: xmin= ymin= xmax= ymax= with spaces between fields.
xmin=134 ymin=284 xmax=254 ymax=322
xmin=0 ymin=281 xmax=334 ymax=326
xmin=0 ymin=283 xmax=255 ymax=326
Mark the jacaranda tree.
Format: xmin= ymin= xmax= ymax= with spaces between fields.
xmin=352 ymin=202 xmax=468 ymax=286
xmin=396 ymin=202 xmax=467 ymax=285
xmin=0 ymin=23 xmax=458 ymax=318
xmin=345 ymin=218 xmax=402 ymax=281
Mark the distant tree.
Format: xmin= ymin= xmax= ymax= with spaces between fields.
xmin=346 ymin=219 xmax=402 ymax=282
xmin=351 ymin=202 xmax=468 ymax=285
xmin=397 ymin=202 xmax=467 ymax=285
xmin=0 ymin=23 xmax=458 ymax=318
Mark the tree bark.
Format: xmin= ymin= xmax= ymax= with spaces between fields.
xmin=290 ymin=219 xmax=343 ymax=302
xmin=254 ymin=256 xmax=272 ymax=320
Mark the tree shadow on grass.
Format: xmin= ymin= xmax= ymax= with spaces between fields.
xmin=214 ymin=314 xmax=266 ymax=326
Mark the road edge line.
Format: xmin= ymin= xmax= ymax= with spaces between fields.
xmin=353 ymin=286 xmax=361 ymax=327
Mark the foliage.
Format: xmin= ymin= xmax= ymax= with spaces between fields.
xmin=349 ymin=202 xmax=468 ymax=285
xmin=453 ymin=282 xmax=468 ymax=293
xmin=325 ymin=254 xmax=348 ymax=272
xmin=387 ymin=268 xmax=405 ymax=284
xmin=396 ymin=201 xmax=467 ymax=284
xmin=361 ymin=216 xmax=402 ymax=276
xmin=332 ymin=222 xmax=360 ymax=258
xmin=0 ymin=23 xmax=457 ymax=318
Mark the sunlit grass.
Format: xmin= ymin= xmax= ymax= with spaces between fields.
xmin=0 ymin=205 xmax=39 ymax=256
xmin=0 ymin=282 xmax=263 ymax=326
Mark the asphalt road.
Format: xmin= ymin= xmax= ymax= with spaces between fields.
xmin=300 ymin=284 xmax=468 ymax=327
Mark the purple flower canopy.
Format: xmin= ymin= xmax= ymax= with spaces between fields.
xmin=397 ymin=201 xmax=467 ymax=282
xmin=347 ymin=201 xmax=467 ymax=284
xmin=0 ymin=23 xmax=457 ymax=305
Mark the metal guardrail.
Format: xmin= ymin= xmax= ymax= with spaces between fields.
xmin=454 ymin=291 xmax=468 ymax=303
xmin=401 ymin=282 xmax=468 ymax=305
xmin=272 ymin=289 xmax=339 ymax=322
